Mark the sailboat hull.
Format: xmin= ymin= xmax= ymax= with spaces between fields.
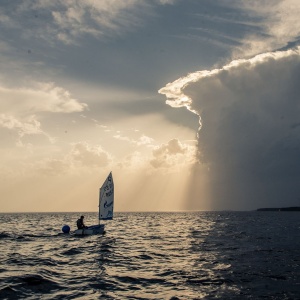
xmin=73 ymin=224 xmax=105 ymax=236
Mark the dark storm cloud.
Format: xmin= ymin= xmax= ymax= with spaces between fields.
xmin=161 ymin=47 xmax=300 ymax=210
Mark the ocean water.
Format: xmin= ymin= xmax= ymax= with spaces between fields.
xmin=0 ymin=212 xmax=299 ymax=299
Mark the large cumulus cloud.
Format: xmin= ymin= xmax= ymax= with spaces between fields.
xmin=160 ymin=47 xmax=300 ymax=210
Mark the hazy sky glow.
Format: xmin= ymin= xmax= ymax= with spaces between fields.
xmin=1 ymin=0 xmax=300 ymax=212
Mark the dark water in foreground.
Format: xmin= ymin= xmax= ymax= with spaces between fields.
xmin=0 ymin=212 xmax=299 ymax=299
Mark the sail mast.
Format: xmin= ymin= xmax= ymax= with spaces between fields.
xmin=98 ymin=186 xmax=105 ymax=225
xmin=99 ymin=187 xmax=101 ymax=225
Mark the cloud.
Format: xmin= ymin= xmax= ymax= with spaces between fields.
xmin=113 ymin=136 xmax=196 ymax=173
xmin=232 ymin=0 xmax=300 ymax=57
xmin=137 ymin=135 xmax=154 ymax=146
xmin=36 ymin=158 xmax=70 ymax=177
xmin=159 ymin=47 xmax=300 ymax=116
xmin=0 ymin=114 xmax=56 ymax=147
xmin=0 ymin=11 xmax=15 ymax=28
xmin=0 ymin=82 xmax=87 ymax=115
xmin=113 ymin=133 xmax=154 ymax=146
xmin=117 ymin=151 xmax=145 ymax=170
xmin=69 ymin=141 xmax=112 ymax=168
xmin=0 ymin=114 xmax=42 ymax=137
xmin=150 ymin=138 xmax=196 ymax=170
xmin=157 ymin=0 xmax=176 ymax=4
xmin=0 ymin=82 xmax=87 ymax=146
xmin=36 ymin=141 xmax=112 ymax=176
xmin=0 ymin=0 xmax=174 ymax=44
xmin=160 ymin=47 xmax=300 ymax=209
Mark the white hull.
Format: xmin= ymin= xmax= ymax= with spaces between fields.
xmin=73 ymin=224 xmax=105 ymax=236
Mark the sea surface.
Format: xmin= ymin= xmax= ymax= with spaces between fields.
xmin=0 ymin=212 xmax=299 ymax=299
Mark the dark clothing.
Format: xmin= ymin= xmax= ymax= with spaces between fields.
xmin=77 ymin=218 xmax=86 ymax=229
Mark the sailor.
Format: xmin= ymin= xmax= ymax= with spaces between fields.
xmin=77 ymin=215 xmax=87 ymax=229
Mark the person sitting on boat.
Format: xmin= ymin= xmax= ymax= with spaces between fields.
xmin=77 ymin=215 xmax=87 ymax=229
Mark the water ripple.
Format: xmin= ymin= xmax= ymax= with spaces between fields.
xmin=0 ymin=212 xmax=300 ymax=299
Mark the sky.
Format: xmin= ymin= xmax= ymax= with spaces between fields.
xmin=1 ymin=0 xmax=300 ymax=212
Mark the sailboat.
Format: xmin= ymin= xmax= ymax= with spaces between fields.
xmin=74 ymin=172 xmax=114 ymax=235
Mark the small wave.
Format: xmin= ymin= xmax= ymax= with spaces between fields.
xmin=268 ymin=274 xmax=287 ymax=280
xmin=254 ymin=248 xmax=273 ymax=253
xmin=6 ymin=256 xmax=58 ymax=268
xmin=1 ymin=233 xmax=64 ymax=242
xmin=20 ymin=274 xmax=53 ymax=286
xmin=0 ymin=285 xmax=16 ymax=292
xmin=115 ymin=275 xmax=166 ymax=285
xmin=158 ymin=270 xmax=176 ymax=277
xmin=98 ymin=238 xmax=116 ymax=252
xmin=137 ymin=254 xmax=153 ymax=260
xmin=0 ymin=233 xmax=44 ymax=241
xmin=61 ymin=248 xmax=82 ymax=256
xmin=0 ymin=284 xmax=22 ymax=299
xmin=152 ymin=252 xmax=168 ymax=258
xmin=97 ymin=255 xmax=113 ymax=263
xmin=7 ymin=274 xmax=62 ymax=295
xmin=101 ymin=237 xmax=116 ymax=245
xmin=223 ymin=247 xmax=239 ymax=251
xmin=24 ymin=233 xmax=58 ymax=239
xmin=88 ymin=281 xmax=117 ymax=291
xmin=0 ymin=232 xmax=11 ymax=239
xmin=186 ymin=277 xmax=233 ymax=286
xmin=99 ymin=245 xmax=112 ymax=253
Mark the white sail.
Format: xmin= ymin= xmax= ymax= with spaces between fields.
xmin=99 ymin=172 xmax=114 ymax=220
